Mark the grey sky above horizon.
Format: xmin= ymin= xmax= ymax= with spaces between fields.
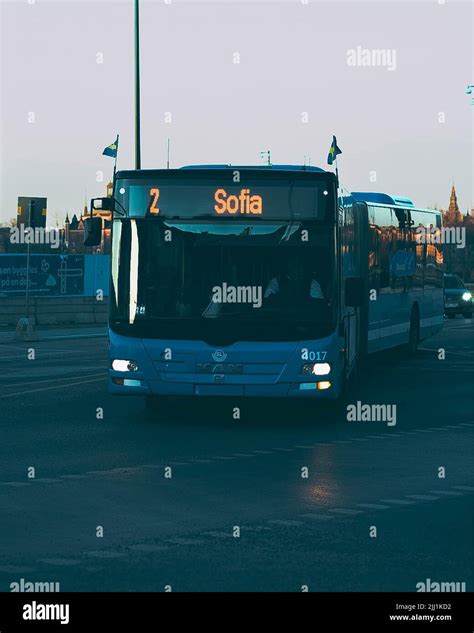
xmin=0 ymin=0 xmax=472 ymax=225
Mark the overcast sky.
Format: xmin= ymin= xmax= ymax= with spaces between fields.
xmin=0 ymin=0 xmax=472 ymax=225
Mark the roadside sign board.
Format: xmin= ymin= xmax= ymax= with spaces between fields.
xmin=0 ymin=254 xmax=84 ymax=296
xmin=17 ymin=197 xmax=47 ymax=229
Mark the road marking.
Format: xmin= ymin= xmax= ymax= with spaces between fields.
xmin=272 ymin=448 xmax=293 ymax=452
xmin=109 ymin=467 xmax=143 ymax=474
xmin=38 ymin=558 xmax=81 ymax=566
xmin=60 ymin=474 xmax=88 ymax=479
xmin=190 ymin=459 xmax=212 ymax=464
xmin=267 ymin=519 xmax=304 ymax=526
xmin=328 ymin=508 xmax=363 ymax=515
xmin=406 ymin=494 xmax=439 ymax=501
xmin=295 ymin=445 xmax=315 ymax=449
xmin=233 ymin=453 xmax=254 ymax=458
xmin=452 ymin=485 xmax=474 ymax=491
xmin=429 ymin=490 xmax=464 ymax=496
xmin=203 ymin=531 xmax=234 ymax=539
xmin=0 ymin=565 xmax=36 ymax=573
xmin=356 ymin=503 xmax=389 ymax=510
xmin=0 ymin=376 xmax=105 ymax=398
xmin=380 ymin=499 xmax=415 ymax=505
xmin=240 ymin=526 xmax=272 ymax=532
xmin=213 ymin=456 xmax=235 ymax=460
xmin=167 ymin=537 xmax=206 ymax=545
xmin=1 ymin=371 xmax=108 ymax=389
xmin=84 ymin=551 xmax=126 ymax=559
xmin=33 ymin=478 xmax=62 ymax=483
xmin=252 ymin=450 xmax=273 ymax=454
xmin=0 ymin=482 xmax=30 ymax=487
xmin=299 ymin=513 xmax=335 ymax=521
xmin=130 ymin=544 xmax=169 ymax=552
xmin=142 ymin=464 xmax=164 ymax=469
xmin=332 ymin=440 xmax=352 ymax=444
xmin=350 ymin=438 xmax=370 ymax=442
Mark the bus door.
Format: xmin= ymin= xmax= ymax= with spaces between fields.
xmin=354 ymin=202 xmax=369 ymax=358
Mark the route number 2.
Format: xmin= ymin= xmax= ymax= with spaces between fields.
xmin=149 ymin=188 xmax=160 ymax=214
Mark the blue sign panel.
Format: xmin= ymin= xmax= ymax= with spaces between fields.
xmin=390 ymin=250 xmax=416 ymax=277
xmin=0 ymin=254 xmax=84 ymax=296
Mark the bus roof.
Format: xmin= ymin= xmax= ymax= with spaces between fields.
xmin=180 ymin=164 xmax=325 ymax=172
xmin=351 ymin=192 xmax=415 ymax=207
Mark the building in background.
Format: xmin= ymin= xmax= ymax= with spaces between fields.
xmin=442 ymin=185 xmax=474 ymax=282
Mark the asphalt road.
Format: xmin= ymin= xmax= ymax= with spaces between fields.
xmin=0 ymin=318 xmax=472 ymax=592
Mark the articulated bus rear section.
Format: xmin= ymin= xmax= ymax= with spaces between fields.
xmin=351 ymin=193 xmax=444 ymax=356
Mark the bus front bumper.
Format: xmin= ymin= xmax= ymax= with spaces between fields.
xmin=108 ymin=374 xmax=341 ymax=399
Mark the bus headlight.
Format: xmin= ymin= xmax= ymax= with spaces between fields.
xmin=302 ymin=363 xmax=331 ymax=376
xmin=462 ymin=291 xmax=472 ymax=301
xmin=111 ymin=359 xmax=139 ymax=372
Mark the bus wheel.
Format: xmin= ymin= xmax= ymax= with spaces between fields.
xmin=407 ymin=308 xmax=420 ymax=355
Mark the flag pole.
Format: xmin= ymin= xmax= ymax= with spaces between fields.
xmin=113 ymin=134 xmax=120 ymax=185
xmin=134 ymin=0 xmax=141 ymax=170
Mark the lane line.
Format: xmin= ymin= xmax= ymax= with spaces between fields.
xmin=84 ymin=551 xmax=126 ymax=559
xmin=38 ymin=558 xmax=81 ymax=567
xmin=380 ymin=499 xmax=416 ymax=505
xmin=299 ymin=513 xmax=335 ymax=521
xmin=203 ymin=531 xmax=234 ymax=539
xmin=267 ymin=519 xmax=304 ymax=526
xmin=356 ymin=503 xmax=390 ymax=510
xmin=0 ymin=376 xmax=105 ymax=398
xmin=130 ymin=544 xmax=169 ymax=552
xmin=429 ymin=490 xmax=464 ymax=496
xmin=0 ymin=371 xmax=108 ymax=389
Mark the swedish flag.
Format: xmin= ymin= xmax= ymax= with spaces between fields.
xmin=327 ymin=135 xmax=342 ymax=165
xmin=102 ymin=136 xmax=118 ymax=158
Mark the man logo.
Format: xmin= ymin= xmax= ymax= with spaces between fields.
xmin=212 ymin=350 xmax=227 ymax=362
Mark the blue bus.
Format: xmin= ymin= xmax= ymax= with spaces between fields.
xmin=86 ymin=164 xmax=443 ymax=401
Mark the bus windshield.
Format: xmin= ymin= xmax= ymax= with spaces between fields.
xmin=110 ymin=219 xmax=337 ymax=344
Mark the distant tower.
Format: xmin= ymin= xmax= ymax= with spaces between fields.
xmin=106 ymin=181 xmax=113 ymax=198
xmin=445 ymin=185 xmax=463 ymax=224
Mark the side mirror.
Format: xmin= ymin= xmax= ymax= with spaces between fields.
xmin=91 ymin=197 xmax=114 ymax=212
xmin=345 ymin=277 xmax=364 ymax=307
xmin=84 ymin=217 xmax=102 ymax=246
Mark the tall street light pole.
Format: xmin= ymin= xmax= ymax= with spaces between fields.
xmin=134 ymin=0 xmax=142 ymax=169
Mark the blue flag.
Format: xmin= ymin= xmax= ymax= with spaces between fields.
xmin=102 ymin=136 xmax=118 ymax=158
xmin=327 ymin=135 xmax=342 ymax=165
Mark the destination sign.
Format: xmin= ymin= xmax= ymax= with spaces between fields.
xmin=120 ymin=179 xmax=332 ymax=221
